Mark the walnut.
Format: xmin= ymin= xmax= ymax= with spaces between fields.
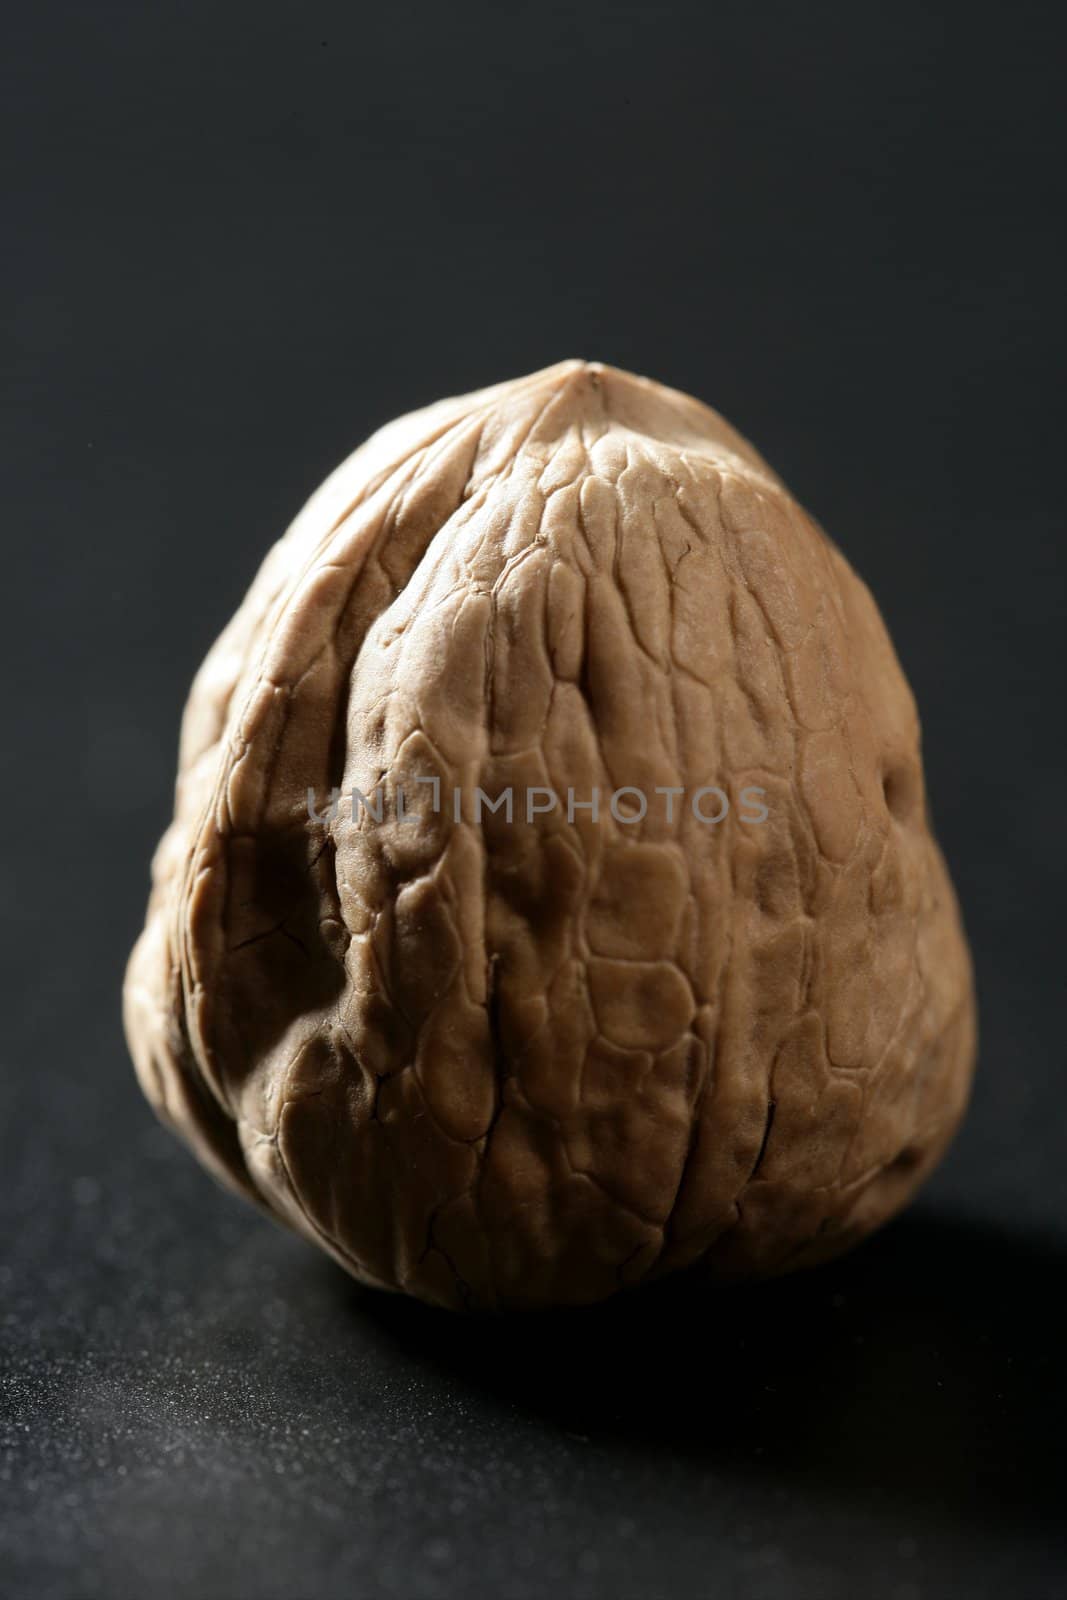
xmin=124 ymin=360 xmax=976 ymax=1310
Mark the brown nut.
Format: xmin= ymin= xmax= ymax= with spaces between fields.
xmin=124 ymin=360 xmax=976 ymax=1310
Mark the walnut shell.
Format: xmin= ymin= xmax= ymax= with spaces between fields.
xmin=124 ymin=360 xmax=976 ymax=1310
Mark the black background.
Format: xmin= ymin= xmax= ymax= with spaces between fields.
xmin=2 ymin=3 xmax=1065 ymax=1597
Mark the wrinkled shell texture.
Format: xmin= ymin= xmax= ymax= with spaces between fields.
xmin=125 ymin=361 xmax=976 ymax=1310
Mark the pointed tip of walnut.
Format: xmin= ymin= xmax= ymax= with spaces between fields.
xmin=482 ymin=359 xmax=781 ymax=489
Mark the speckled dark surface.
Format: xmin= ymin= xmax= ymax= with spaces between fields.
xmin=4 ymin=1107 xmax=1067 ymax=1600
xmin=3 ymin=1 xmax=1065 ymax=1595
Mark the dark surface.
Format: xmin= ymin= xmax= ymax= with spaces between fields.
xmin=2 ymin=2 xmax=1065 ymax=1597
